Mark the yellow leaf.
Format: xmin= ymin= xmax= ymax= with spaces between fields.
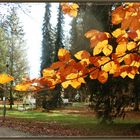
xmin=109 ymin=61 xmax=118 ymax=74
xmin=0 ymin=73 xmax=14 ymax=84
xmin=79 ymin=58 xmax=90 ymax=67
xmin=116 ymin=42 xmax=127 ymax=54
xmin=128 ymin=72 xmax=135 ymax=79
xmin=112 ymin=28 xmax=126 ymax=38
xmin=97 ymin=70 xmax=108 ymax=84
xmin=124 ymin=54 xmax=133 ymax=65
xmin=93 ymin=40 xmax=108 ymax=56
xmin=127 ymin=41 xmax=136 ymax=51
xmin=71 ymin=3 xmax=79 ymax=9
xmin=130 ymin=61 xmax=140 ymax=68
xmin=14 ymin=83 xmax=39 ymax=92
xmin=74 ymin=50 xmax=91 ymax=60
xmin=98 ymin=56 xmax=110 ymax=66
xmin=102 ymin=61 xmax=118 ymax=74
xmin=102 ymin=62 xmax=112 ymax=72
xmin=103 ymin=45 xmax=113 ymax=56
xmin=133 ymin=30 xmax=140 ymax=41
xmin=42 ymin=68 xmax=55 ymax=78
xmin=66 ymin=73 xmax=78 ymax=80
xmin=120 ymin=71 xmax=127 ymax=78
xmin=69 ymin=10 xmax=77 ymax=17
xmin=70 ymin=77 xmax=85 ymax=88
xmin=104 ymin=32 xmax=111 ymax=38
xmin=58 ymin=48 xmax=71 ymax=61
xmin=62 ymin=81 xmax=71 ymax=88
xmin=70 ymin=80 xmax=81 ymax=88
xmin=61 ymin=3 xmax=79 ymax=17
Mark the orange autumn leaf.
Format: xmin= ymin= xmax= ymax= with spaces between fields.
xmin=58 ymin=48 xmax=71 ymax=61
xmin=93 ymin=40 xmax=108 ymax=55
xmin=101 ymin=62 xmax=112 ymax=73
xmin=85 ymin=29 xmax=100 ymax=38
xmin=98 ymin=56 xmax=110 ymax=66
xmin=97 ymin=70 xmax=108 ymax=84
xmin=39 ymin=77 xmax=58 ymax=89
xmin=15 ymin=83 xmax=40 ymax=92
xmin=102 ymin=44 xmax=113 ymax=56
xmin=112 ymin=3 xmax=140 ymax=30
xmin=66 ymin=73 xmax=78 ymax=80
xmin=116 ymin=42 xmax=127 ymax=54
xmin=102 ymin=61 xmax=119 ymax=74
xmin=61 ymin=3 xmax=79 ymax=17
xmin=127 ymin=67 xmax=137 ymax=79
xmin=120 ymin=66 xmax=138 ymax=79
xmin=71 ymin=77 xmax=85 ymax=88
xmin=112 ymin=28 xmax=127 ymax=38
xmin=90 ymin=68 xmax=99 ymax=80
xmin=50 ymin=61 xmax=64 ymax=69
xmin=134 ymin=30 xmax=140 ymax=41
xmin=74 ymin=50 xmax=91 ymax=60
xmin=79 ymin=58 xmax=90 ymax=67
xmin=127 ymin=41 xmax=136 ymax=51
xmin=112 ymin=5 xmax=125 ymax=25
xmin=42 ymin=68 xmax=55 ymax=78
xmin=85 ymin=30 xmax=111 ymax=48
xmin=62 ymin=77 xmax=85 ymax=89
xmin=89 ymin=56 xmax=101 ymax=67
xmin=61 ymin=80 xmax=71 ymax=89
xmin=15 ymin=83 xmax=30 ymax=91
xmin=0 ymin=73 xmax=14 ymax=84
xmin=124 ymin=54 xmax=133 ymax=65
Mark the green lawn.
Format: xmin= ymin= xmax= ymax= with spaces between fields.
xmin=0 ymin=108 xmax=139 ymax=136
xmin=0 ymin=108 xmax=140 ymax=125
xmin=0 ymin=110 xmax=97 ymax=125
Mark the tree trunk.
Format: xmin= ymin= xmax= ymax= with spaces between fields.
xmin=9 ymin=81 xmax=14 ymax=110
xmin=133 ymin=91 xmax=139 ymax=111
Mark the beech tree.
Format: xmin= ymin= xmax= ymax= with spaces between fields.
xmin=15 ymin=2 xmax=140 ymax=121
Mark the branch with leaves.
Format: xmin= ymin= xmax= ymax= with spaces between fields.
xmin=14 ymin=2 xmax=140 ymax=92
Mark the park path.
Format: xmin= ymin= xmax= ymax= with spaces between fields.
xmin=0 ymin=127 xmax=32 ymax=136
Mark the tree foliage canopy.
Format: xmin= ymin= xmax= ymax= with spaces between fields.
xmin=13 ymin=2 xmax=140 ymax=92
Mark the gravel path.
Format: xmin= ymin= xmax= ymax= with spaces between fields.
xmin=0 ymin=127 xmax=32 ymax=136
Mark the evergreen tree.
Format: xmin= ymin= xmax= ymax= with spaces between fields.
xmin=54 ymin=4 xmax=64 ymax=62
xmin=40 ymin=3 xmax=65 ymax=110
xmin=2 ymin=7 xmax=28 ymax=109
xmin=40 ymin=3 xmax=54 ymax=74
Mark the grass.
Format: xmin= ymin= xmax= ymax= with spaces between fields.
xmin=0 ymin=110 xmax=97 ymax=125
xmin=0 ymin=103 xmax=139 ymax=136
xmin=0 ymin=109 xmax=139 ymax=136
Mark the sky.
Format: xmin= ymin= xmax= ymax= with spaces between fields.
xmin=0 ymin=3 xmax=72 ymax=79
xmin=18 ymin=3 xmax=46 ymax=79
xmin=18 ymin=3 xmax=72 ymax=79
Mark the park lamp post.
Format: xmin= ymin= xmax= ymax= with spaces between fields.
xmin=3 ymin=61 xmax=9 ymax=122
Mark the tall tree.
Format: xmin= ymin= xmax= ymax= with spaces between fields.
xmin=2 ymin=7 xmax=28 ymax=109
xmin=0 ymin=27 xmax=8 ymax=73
xmin=40 ymin=3 xmax=54 ymax=74
xmin=40 ymin=3 xmax=65 ymax=109
xmin=54 ymin=4 xmax=64 ymax=62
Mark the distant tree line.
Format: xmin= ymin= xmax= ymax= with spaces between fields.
xmin=40 ymin=2 xmax=140 ymax=123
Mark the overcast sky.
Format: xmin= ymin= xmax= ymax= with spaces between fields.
xmin=18 ymin=3 xmax=72 ymax=79
xmin=0 ymin=3 xmax=72 ymax=79
xmin=18 ymin=3 xmax=46 ymax=79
